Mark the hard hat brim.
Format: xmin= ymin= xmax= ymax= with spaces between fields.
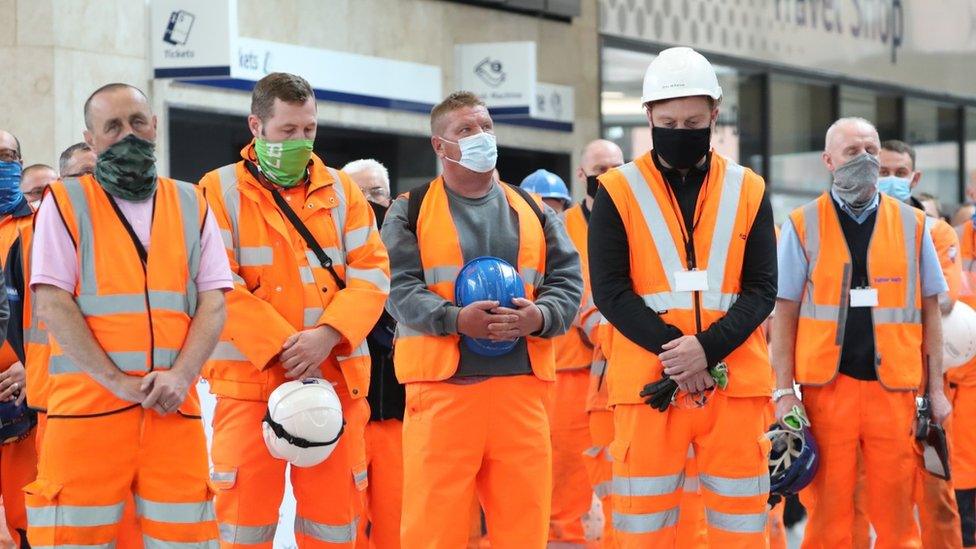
xmin=642 ymin=87 xmax=723 ymax=106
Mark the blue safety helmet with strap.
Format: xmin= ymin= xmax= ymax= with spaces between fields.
xmin=766 ymin=425 xmax=819 ymax=499
xmin=520 ymin=169 xmax=571 ymax=207
xmin=454 ymin=256 xmax=526 ymax=357
xmin=0 ymin=398 xmax=35 ymax=444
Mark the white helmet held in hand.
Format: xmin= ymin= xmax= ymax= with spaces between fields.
xmin=642 ymin=46 xmax=723 ymax=105
xmin=262 ymin=379 xmax=344 ymax=467
xmin=943 ymin=302 xmax=976 ymax=371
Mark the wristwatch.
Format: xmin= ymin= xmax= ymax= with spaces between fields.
xmin=771 ymin=388 xmax=796 ymax=402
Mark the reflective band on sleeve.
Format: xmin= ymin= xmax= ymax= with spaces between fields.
xmin=304 ymin=307 xmax=324 ymax=329
xmin=339 ymin=341 xmax=370 ymax=361
xmin=346 ymin=267 xmax=391 ymax=292
xmin=299 ymin=266 xmax=315 ymax=284
xmin=423 ymin=266 xmax=461 ymax=286
xmin=699 ymin=473 xmax=770 ymax=498
xmin=593 ymin=481 xmax=611 ymax=499
xmin=704 ymin=163 xmax=745 ymax=293
xmin=612 ymin=473 xmax=684 ymax=497
xmin=28 ymin=502 xmax=124 ymax=527
xmin=142 ymin=537 xmax=219 ymax=549
xmin=239 ymin=246 xmax=273 ymax=266
xmin=219 ymin=523 xmax=277 ymax=545
xmin=705 ymin=509 xmax=767 ymax=533
xmin=306 ymin=249 xmax=345 ymax=269
xmin=210 ymin=470 xmax=236 ymax=484
xmin=344 ymin=226 xmax=372 ymax=253
xmin=210 ymin=342 xmax=248 ymax=362
xmin=613 ymin=508 xmax=680 ymax=534
xmin=520 ymin=267 xmax=544 ymax=290
xmin=619 ymin=163 xmax=685 ymax=287
xmin=134 ymin=496 xmax=216 ymax=524
xmin=294 ymin=516 xmax=357 ymax=544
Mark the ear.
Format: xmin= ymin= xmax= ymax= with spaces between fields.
xmin=247 ymin=114 xmax=262 ymax=139
xmin=710 ymin=106 xmax=720 ymax=127
xmin=910 ymin=170 xmax=922 ymax=189
xmin=430 ymin=136 xmax=443 ymax=158
xmin=151 ymin=114 xmax=158 ymax=133
xmin=577 ymin=165 xmax=587 ymax=182
xmin=83 ymin=130 xmax=94 ymax=149
xmin=644 ymin=105 xmax=653 ymax=126
xmin=822 ymin=151 xmax=834 ymax=172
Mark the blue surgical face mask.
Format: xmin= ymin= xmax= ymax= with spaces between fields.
xmin=440 ymin=132 xmax=498 ymax=174
xmin=878 ymin=175 xmax=913 ymax=202
xmin=0 ymin=161 xmax=25 ymax=216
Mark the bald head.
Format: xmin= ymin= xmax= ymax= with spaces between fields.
xmin=578 ymin=139 xmax=624 ymax=201
xmin=822 ymin=117 xmax=880 ymax=173
xmin=83 ymin=83 xmax=156 ymax=155
xmin=0 ymin=130 xmax=21 ymax=163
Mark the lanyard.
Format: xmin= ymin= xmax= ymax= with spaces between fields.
xmin=661 ymin=170 xmax=709 ymax=270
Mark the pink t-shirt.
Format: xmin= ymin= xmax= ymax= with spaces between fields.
xmin=30 ymin=193 xmax=233 ymax=293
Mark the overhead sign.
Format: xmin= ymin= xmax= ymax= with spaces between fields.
xmin=455 ymin=42 xmax=537 ymax=116
xmin=531 ymin=83 xmax=574 ymax=131
xmin=151 ymin=0 xmax=236 ymax=78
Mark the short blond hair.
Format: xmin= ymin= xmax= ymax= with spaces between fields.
xmin=430 ymin=91 xmax=485 ymax=135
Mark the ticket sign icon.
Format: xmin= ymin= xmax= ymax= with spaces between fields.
xmin=163 ymin=9 xmax=195 ymax=46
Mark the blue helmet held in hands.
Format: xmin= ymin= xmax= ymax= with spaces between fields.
xmin=454 ymin=256 xmax=526 ymax=357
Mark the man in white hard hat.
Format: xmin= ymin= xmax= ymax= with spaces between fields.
xmin=589 ymin=47 xmax=777 ymax=547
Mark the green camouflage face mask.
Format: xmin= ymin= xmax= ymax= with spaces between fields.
xmin=94 ymin=134 xmax=158 ymax=201
xmin=254 ymin=138 xmax=314 ymax=187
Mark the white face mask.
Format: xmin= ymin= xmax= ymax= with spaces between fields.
xmin=30 ymin=200 xmax=40 ymax=210
xmin=439 ymin=132 xmax=498 ymax=174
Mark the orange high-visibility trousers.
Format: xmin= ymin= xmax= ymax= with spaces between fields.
xmin=799 ymin=374 xmax=920 ymax=549
xmin=915 ymin=459 xmax=963 ymax=548
xmin=584 ymin=410 xmax=614 ymax=547
xmin=549 ymin=368 xmax=593 ymax=545
xmin=25 ymin=407 xmax=217 ymax=547
xmin=211 ymin=396 xmax=368 ymax=548
xmin=768 ymin=502 xmax=786 ymax=549
xmin=852 ymin=458 xmax=870 ymax=549
xmin=610 ymin=395 xmax=771 ymax=549
xmin=356 ymin=418 xmax=403 ymax=549
xmin=676 ymin=450 xmax=708 ymax=549
xmin=401 ymin=375 xmax=552 ymax=549
xmin=951 ymin=385 xmax=976 ymax=491
xmin=0 ymin=428 xmax=35 ymax=547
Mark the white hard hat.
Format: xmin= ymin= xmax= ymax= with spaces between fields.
xmin=641 ymin=47 xmax=723 ymax=105
xmin=943 ymin=301 xmax=976 ymax=371
xmin=262 ymin=379 xmax=344 ymax=467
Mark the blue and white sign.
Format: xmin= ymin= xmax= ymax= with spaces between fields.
xmin=455 ymin=42 xmax=537 ymax=116
xmin=151 ymin=0 xmax=237 ymax=78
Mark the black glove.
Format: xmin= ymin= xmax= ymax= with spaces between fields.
xmin=640 ymin=374 xmax=678 ymax=413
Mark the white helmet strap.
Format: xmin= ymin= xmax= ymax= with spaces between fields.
xmin=263 ymin=411 xmax=345 ymax=448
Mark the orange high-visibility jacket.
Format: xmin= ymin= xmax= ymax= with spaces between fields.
xmin=0 ymin=210 xmax=34 ymax=370
xmin=790 ymin=193 xmax=926 ymax=390
xmin=599 ymin=152 xmax=771 ymax=405
xmin=392 ymin=176 xmax=555 ymax=383
xmin=927 ymin=217 xmax=962 ymax=307
xmin=19 ymin=222 xmax=51 ymax=412
xmin=554 ymin=204 xmax=598 ymax=372
xmin=952 ymin=221 xmax=976 ymax=386
xmin=44 ymin=175 xmax=206 ymax=417
xmin=198 ymin=144 xmax=390 ymax=402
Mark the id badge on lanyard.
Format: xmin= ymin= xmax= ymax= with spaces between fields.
xmin=849 ymin=287 xmax=878 ymax=307
xmin=674 ymin=269 xmax=709 ymax=292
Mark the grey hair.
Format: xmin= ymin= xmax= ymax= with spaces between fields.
xmin=342 ymin=159 xmax=390 ymax=191
xmin=824 ymin=117 xmax=878 ymax=150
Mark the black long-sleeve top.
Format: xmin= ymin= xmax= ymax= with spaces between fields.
xmin=588 ymin=153 xmax=777 ymax=367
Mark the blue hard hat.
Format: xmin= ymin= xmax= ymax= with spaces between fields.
xmin=454 ymin=256 xmax=526 ymax=357
xmin=766 ymin=425 xmax=820 ymax=497
xmin=520 ymin=169 xmax=571 ymax=205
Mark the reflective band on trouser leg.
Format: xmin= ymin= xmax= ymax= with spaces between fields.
xmin=584 ymin=410 xmax=615 ymax=546
xmin=549 ymin=369 xmax=592 ymax=544
xmin=677 ymin=450 xmax=708 ymax=549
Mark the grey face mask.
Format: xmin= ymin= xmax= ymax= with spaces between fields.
xmin=832 ymin=152 xmax=880 ymax=214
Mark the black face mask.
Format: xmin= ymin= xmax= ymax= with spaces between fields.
xmin=586 ymin=174 xmax=600 ymax=199
xmin=652 ymin=126 xmax=711 ymax=170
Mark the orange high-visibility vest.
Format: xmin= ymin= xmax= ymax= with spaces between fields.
xmin=599 ymin=152 xmax=771 ymax=405
xmin=0 ymin=211 xmax=33 ymax=370
xmin=952 ymin=221 xmax=976 ymax=386
xmin=19 ymin=222 xmax=52 ymax=412
xmin=44 ymin=175 xmax=206 ymax=417
xmin=393 ymin=177 xmax=555 ymax=383
xmin=553 ymin=204 xmax=596 ymax=372
xmin=586 ymin=318 xmax=612 ymax=412
xmin=790 ymin=193 xmax=925 ymax=390
xmin=199 ymin=147 xmax=389 ymax=402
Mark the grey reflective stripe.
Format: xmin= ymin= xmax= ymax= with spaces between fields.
xmin=174 ymin=180 xmax=202 ymax=316
xmin=211 ymin=341 xmax=247 ymax=362
xmin=344 ymin=226 xmax=372 ymax=253
xmin=143 ymin=537 xmax=218 ymax=549
xmin=231 ymin=273 xmax=245 ymax=286
xmin=219 ymin=229 xmax=233 ymax=249
xmin=33 ymin=545 xmax=115 ymax=549
xmin=520 ymin=267 xmax=544 ymax=289
xmin=699 ymin=473 xmax=770 ymax=498
xmin=612 ymin=473 xmax=683 ymax=497
xmin=548 ymin=543 xmax=588 ymax=549
xmin=219 ymin=523 xmax=276 ymax=544
xmin=593 ymin=480 xmax=611 ymax=499
xmin=135 ymin=496 xmax=216 ymax=524
xmin=799 ymin=201 xmax=820 ymax=267
xmin=705 ymin=509 xmax=767 ymax=533
xmin=304 ymin=307 xmax=324 ymax=328
xmin=700 ymin=291 xmax=739 ymax=312
xmin=216 ymin=164 xmax=241 ymax=262
xmin=327 ymin=168 xmax=349 ymax=247
xmin=424 ymin=266 xmax=460 ymax=285
xmin=590 ymin=358 xmax=607 ymax=377
xmin=28 ymin=502 xmax=124 ymax=527
xmin=294 ymin=516 xmax=357 ymax=544
xmin=619 ymin=163 xmax=685 ymax=287
xmin=300 ymin=266 xmax=315 ymax=284
xmin=354 ymin=470 xmax=368 ymax=485
xmin=583 ymin=446 xmax=602 ymax=458
xmin=801 ymin=303 xmax=920 ymax=324
xmin=306 ymin=249 xmax=345 ymax=269
xmin=210 ymin=470 xmax=236 ymax=484
xmin=396 ymin=324 xmax=426 ymax=338
xmin=346 ymin=267 xmax=391 ymax=291
xmin=704 ymin=163 xmax=745 ymax=294
xmin=50 ymin=348 xmax=179 ymax=375
xmin=25 ymin=327 xmax=47 ymax=344
xmin=897 ymin=202 xmax=919 ymax=323
xmin=613 ymin=508 xmax=680 ymax=534
xmin=239 ymin=246 xmax=273 ymax=266
xmin=964 ymin=259 xmax=976 ymax=270
xmin=683 ymin=476 xmax=700 ymax=493
xmin=339 ymin=341 xmax=369 ymax=360
xmin=76 ymin=291 xmax=189 ymax=316
xmin=642 ymin=292 xmax=692 ymax=312
xmin=581 ymin=311 xmax=600 ymax=335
